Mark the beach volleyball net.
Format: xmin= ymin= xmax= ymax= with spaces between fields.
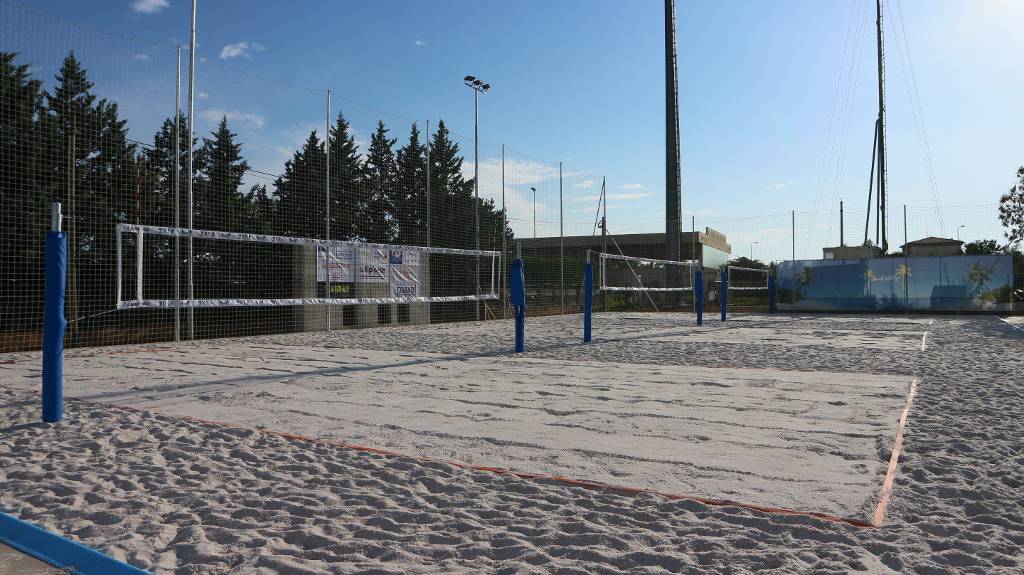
xmin=597 ymin=252 xmax=699 ymax=313
xmin=726 ymin=265 xmax=771 ymax=313
xmin=115 ymin=223 xmax=500 ymax=320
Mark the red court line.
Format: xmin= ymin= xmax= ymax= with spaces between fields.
xmin=872 ymin=377 xmax=919 ymax=527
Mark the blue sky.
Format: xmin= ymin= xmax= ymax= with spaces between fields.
xmin=7 ymin=0 xmax=1024 ymax=257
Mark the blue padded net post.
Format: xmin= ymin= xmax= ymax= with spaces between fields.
xmin=42 ymin=231 xmax=67 ymax=423
xmin=583 ymin=261 xmax=593 ymax=343
xmin=695 ymin=269 xmax=704 ymax=326
xmin=768 ymin=274 xmax=777 ymax=314
xmin=510 ymin=258 xmax=526 ymax=353
xmin=720 ymin=268 xmax=728 ymax=322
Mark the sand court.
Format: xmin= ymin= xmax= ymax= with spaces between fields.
xmin=2 ymin=314 xmax=919 ymax=522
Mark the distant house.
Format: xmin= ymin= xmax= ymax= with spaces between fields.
xmin=900 ymin=237 xmax=964 ymax=257
xmin=822 ymin=244 xmax=883 ymax=260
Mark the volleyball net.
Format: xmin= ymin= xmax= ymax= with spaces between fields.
xmin=724 ymin=265 xmax=772 ymax=314
xmin=596 ymin=252 xmax=699 ymax=313
xmin=115 ymin=224 xmax=500 ymax=311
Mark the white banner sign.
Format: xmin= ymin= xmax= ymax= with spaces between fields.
xmin=318 ymin=246 xmax=421 ymax=297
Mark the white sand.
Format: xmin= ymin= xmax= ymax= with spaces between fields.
xmin=2 ymin=313 xmax=1022 ymax=574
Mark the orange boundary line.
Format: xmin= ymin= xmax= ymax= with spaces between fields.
xmin=871 ymin=377 xmax=918 ymax=527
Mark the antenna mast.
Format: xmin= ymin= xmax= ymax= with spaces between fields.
xmin=875 ymin=0 xmax=888 ymax=252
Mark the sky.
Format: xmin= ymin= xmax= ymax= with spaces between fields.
xmin=5 ymin=0 xmax=1024 ymax=259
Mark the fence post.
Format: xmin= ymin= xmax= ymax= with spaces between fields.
xmin=695 ymin=269 xmax=704 ymax=325
xmin=720 ymin=268 xmax=728 ymax=322
xmin=768 ymin=274 xmax=776 ymax=315
xmin=43 ymin=202 xmax=67 ymax=423
xmin=559 ymin=162 xmax=564 ymax=315
xmin=583 ymin=251 xmax=593 ymax=343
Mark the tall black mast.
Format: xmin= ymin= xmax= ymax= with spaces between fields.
xmin=665 ymin=0 xmax=682 ymax=264
xmin=875 ymin=0 xmax=888 ymax=252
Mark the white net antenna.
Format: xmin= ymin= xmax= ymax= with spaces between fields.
xmin=116 ymin=224 xmax=500 ymax=309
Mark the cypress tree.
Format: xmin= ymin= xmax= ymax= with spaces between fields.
xmin=328 ymin=111 xmax=361 ymax=241
xmin=273 ymin=130 xmax=325 ymax=238
xmin=359 ymin=121 xmax=398 ymax=243
xmin=395 ymin=123 xmax=427 ymax=246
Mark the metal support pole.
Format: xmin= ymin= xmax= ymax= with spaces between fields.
xmin=426 ymin=119 xmax=431 ymax=248
xmin=174 ymin=44 xmax=181 ymax=341
xmin=583 ymin=251 xmax=593 ymax=343
xmin=602 ymin=179 xmax=608 ymax=312
xmin=904 ymin=204 xmax=909 ymax=313
xmin=501 ymin=144 xmax=507 ymax=319
xmin=559 ymin=162 xmax=564 ymax=315
xmin=695 ymin=269 xmax=703 ymax=326
xmin=768 ymin=275 xmax=777 ymax=314
xmin=325 ymin=89 xmax=331 ymax=330
xmin=186 ymin=0 xmax=197 ymax=339
xmin=691 ymin=214 xmax=696 ymax=313
xmin=840 ymin=199 xmax=845 ymax=246
xmin=43 ymin=202 xmax=67 ymax=423
xmin=474 ymin=91 xmax=480 ymax=322
xmin=720 ymin=268 xmax=728 ymax=322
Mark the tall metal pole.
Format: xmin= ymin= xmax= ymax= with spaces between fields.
xmin=173 ymin=44 xmax=181 ymax=341
xmin=903 ymin=204 xmax=908 ymax=312
xmin=186 ymin=0 xmax=197 ymax=339
xmin=474 ymin=89 xmax=480 ymax=321
xmin=876 ymin=0 xmax=888 ymax=253
xmin=501 ymin=144 xmax=507 ymax=320
xmin=840 ymin=199 xmax=844 ymax=246
xmin=425 ymin=119 xmax=431 ymax=248
xmin=602 ymin=178 xmax=608 ymax=312
xmin=791 ymin=210 xmax=796 ymax=261
xmin=665 ymin=0 xmax=683 ymax=266
xmin=325 ymin=89 xmax=331 ymax=330
xmin=559 ymin=162 xmax=564 ymax=315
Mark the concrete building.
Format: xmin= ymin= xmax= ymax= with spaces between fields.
xmin=822 ymin=244 xmax=884 ymax=259
xmin=900 ymin=237 xmax=964 ymax=257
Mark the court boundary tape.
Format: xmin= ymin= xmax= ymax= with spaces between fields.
xmin=67 ymin=378 xmax=922 ymax=530
xmin=872 ymin=377 xmax=919 ymax=527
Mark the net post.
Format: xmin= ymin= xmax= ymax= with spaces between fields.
xmin=43 ymin=202 xmax=67 ymax=423
xmin=510 ymin=257 xmax=526 ymax=353
xmin=768 ymin=273 xmax=777 ymax=314
xmin=135 ymin=227 xmax=144 ymax=302
xmin=583 ymin=251 xmax=593 ymax=343
xmin=720 ymin=268 xmax=728 ymax=322
xmin=695 ymin=269 xmax=704 ymax=325
xmin=115 ymin=226 xmax=122 ymax=309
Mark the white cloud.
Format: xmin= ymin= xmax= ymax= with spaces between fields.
xmin=765 ymin=182 xmax=796 ymax=190
xmin=199 ymin=108 xmax=266 ymax=129
xmin=573 ymin=179 xmax=595 ymax=189
xmin=413 ymin=38 xmax=426 ymax=47
xmin=219 ymin=42 xmax=266 ymax=60
xmin=621 ymin=183 xmax=645 ymax=190
xmin=130 ymin=0 xmax=169 ymax=14
xmin=198 ymin=91 xmax=209 ymax=100
xmin=131 ymin=53 xmax=150 ymax=62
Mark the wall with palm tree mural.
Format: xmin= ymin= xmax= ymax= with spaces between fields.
xmin=777 ymin=255 xmax=1014 ymax=311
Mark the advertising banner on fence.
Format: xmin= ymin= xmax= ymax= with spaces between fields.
xmin=777 ymin=254 xmax=1014 ymax=311
xmin=317 ymin=246 xmax=421 ymax=297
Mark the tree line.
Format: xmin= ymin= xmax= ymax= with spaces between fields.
xmin=1 ymin=51 xmax=512 ymax=333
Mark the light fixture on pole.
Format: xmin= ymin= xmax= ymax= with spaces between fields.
xmin=530 ymin=187 xmax=537 ymax=239
xmin=751 ymin=241 xmax=759 ymax=260
xmin=464 ymin=75 xmax=490 ymax=321
xmin=957 ymin=225 xmax=965 ymax=242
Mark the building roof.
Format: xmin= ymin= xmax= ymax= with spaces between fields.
xmin=900 ymin=236 xmax=964 ymax=248
xmin=514 ymin=230 xmax=731 ymax=253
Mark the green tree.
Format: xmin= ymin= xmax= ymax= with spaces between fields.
xmin=46 ymin=52 xmax=137 ymax=334
xmin=327 ymin=111 xmax=361 ymax=241
xmin=998 ymin=166 xmax=1024 ymax=247
xmin=195 ymin=116 xmax=249 ymax=232
xmin=359 ymin=121 xmax=398 ymax=243
xmin=273 ymin=130 xmax=325 ymax=238
xmin=964 ymin=239 xmax=1003 ymax=255
xmin=0 ymin=52 xmax=48 ymax=329
xmin=395 ymin=122 xmax=427 ymax=245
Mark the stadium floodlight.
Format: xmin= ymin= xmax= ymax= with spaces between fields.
xmin=464 ymin=74 xmax=491 ymax=320
xmin=751 ymin=240 xmax=759 ymax=260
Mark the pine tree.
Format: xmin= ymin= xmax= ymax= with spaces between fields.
xmin=327 ymin=111 xmax=361 ymax=241
xmin=46 ymin=52 xmax=137 ymax=334
xmin=0 ymin=52 xmax=48 ymax=328
xmin=196 ymin=116 xmax=249 ymax=232
xmin=359 ymin=121 xmax=398 ymax=243
xmin=428 ymin=119 xmax=474 ymax=249
xmin=395 ymin=122 xmax=427 ymax=246
xmin=274 ymin=130 xmax=325 ymax=237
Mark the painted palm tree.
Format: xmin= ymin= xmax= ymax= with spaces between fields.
xmin=863 ymin=269 xmax=877 ymax=294
xmin=964 ymin=263 xmax=991 ymax=296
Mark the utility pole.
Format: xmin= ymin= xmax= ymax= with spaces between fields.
xmin=875 ymin=0 xmax=888 ymax=253
xmin=665 ymin=0 xmax=682 ymax=267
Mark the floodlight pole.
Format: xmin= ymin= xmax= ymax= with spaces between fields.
xmin=464 ymin=75 xmax=490 ymax=321
xmin=174 ymin=44 xmax=181 ymax=342
xmin=186 ymin=0 xmax=197 ymax=339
